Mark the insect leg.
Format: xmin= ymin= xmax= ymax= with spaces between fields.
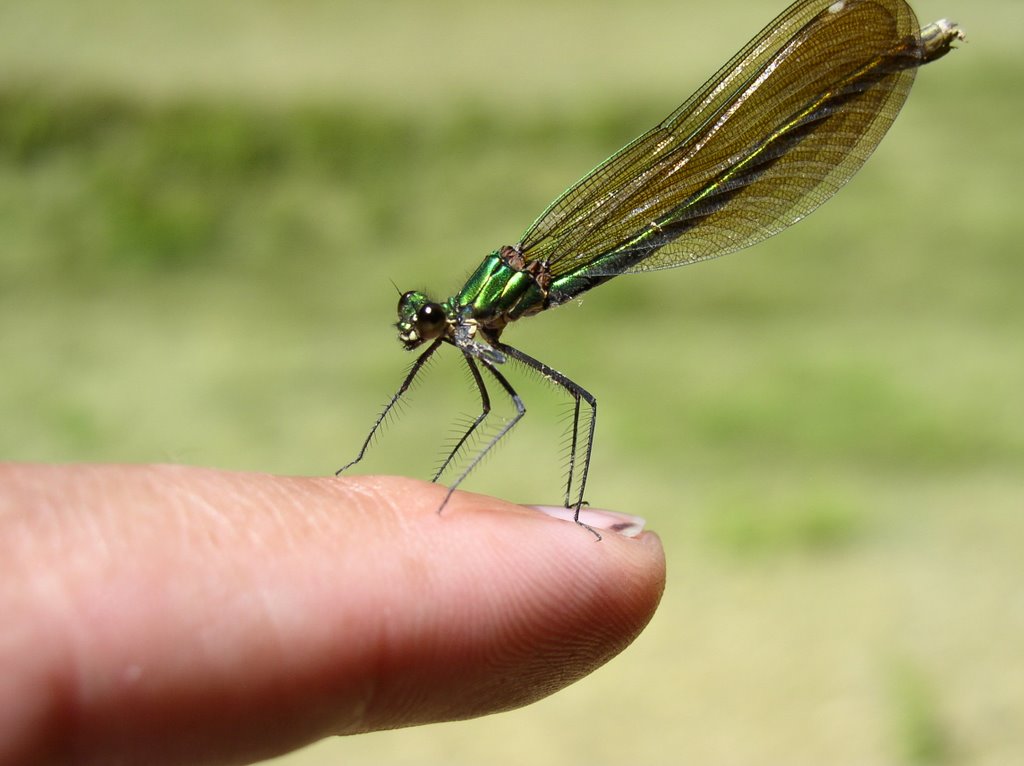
xmin=563 ymin=394 xmax=583 ymax=508
xmin=439 ymin=359 xmax=525 ymax=511
xmin=431 ymin=352 xmax=491 ymax=483
xmin=496 ymin=342 xmax=597 ymax=519
xmin=336 ymin=338 xmax=443 ymax=475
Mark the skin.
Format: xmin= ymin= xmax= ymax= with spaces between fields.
xmin=0 ymin=463 xmax=665 ymax=766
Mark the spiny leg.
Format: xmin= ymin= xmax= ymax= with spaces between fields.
xmin=439 ymin=359 xmax=525 ymax=511
xmin=497 ymin=341 xmax=597 ymax=519
xmin=432 ymin=352 xmax=490 ymax=483
xmin=336 ymin=338 xmax=443 ymax=475
xmin=563 ymin=394 xmax=583 ymax=508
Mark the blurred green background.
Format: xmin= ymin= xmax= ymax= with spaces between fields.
xmin=2 ymin=0 xmax=1021 ymax=763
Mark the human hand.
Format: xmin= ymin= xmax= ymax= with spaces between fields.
xmin=0 ymin=463 xmax=665 ymax=765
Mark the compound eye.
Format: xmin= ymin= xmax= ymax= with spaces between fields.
xmin=416 ymin=303 xmax=446 ymax=338
xmin=397 ymin=291 xmax=418 ymax=313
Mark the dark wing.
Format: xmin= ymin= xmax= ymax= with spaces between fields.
xmin=516 ymin=0 xmax=931 ymax=278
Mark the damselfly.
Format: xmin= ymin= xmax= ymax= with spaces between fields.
xmin=340 ymin=0 xmax=963 ymax=523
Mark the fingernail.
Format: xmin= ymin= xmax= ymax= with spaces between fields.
xmin=526 ymin=505 xmax=647 ymax=538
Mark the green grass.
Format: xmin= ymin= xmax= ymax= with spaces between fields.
xmin=2 ymin=1 xmax=1022 ymax=764
xmin=888 ymin=661 xmax=954 ymax=765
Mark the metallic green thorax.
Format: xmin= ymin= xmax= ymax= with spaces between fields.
xmin=397 ymin=244 xmax=629 ymax=367
xmin=456 ymin=248 xmax=548 ymax=325
xmin=454 ymin=246 xmax=631 ymax=323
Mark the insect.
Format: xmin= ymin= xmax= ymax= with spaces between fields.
xmin=339 ymin=0 xmax=963 ymax=524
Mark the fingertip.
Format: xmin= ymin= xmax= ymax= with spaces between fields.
xmin=330 ymin=477 xmax=667 ymax=730
xmin=334 ymin=475 xmax=667 ymax=671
